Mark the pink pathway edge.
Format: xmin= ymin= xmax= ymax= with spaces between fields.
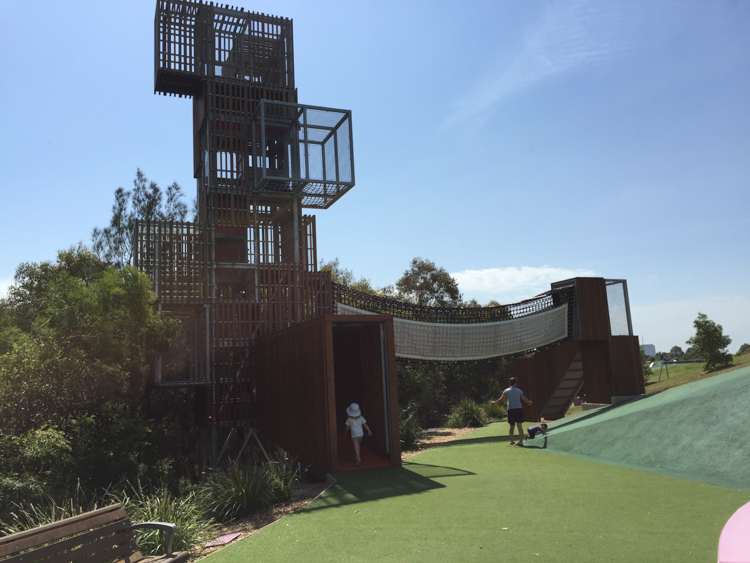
xmin=205 ymin=532 xmax=241 ymax=548
xmin=718 ymin=501 xmax=750 ymax=563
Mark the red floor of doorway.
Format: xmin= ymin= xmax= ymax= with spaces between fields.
xmin=336 ymin=432 xmax=391 ymax=471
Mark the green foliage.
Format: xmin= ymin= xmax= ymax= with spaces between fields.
xmin=397 ymin=362 xmax=447 ymax=428
xmin=736 ymin=343 xmax=750 ymax=356
xmin=65 ymin=411 xmax=175 ymax=495
xmin=397 ymin=358 xmax=510 ymax=428
xmin=686 ymin=312 xmax=733 ymax=372
xmin=0 ymin=247 xmax=190 ymax=507
xmin=198 ymin=462 xmax=297 ymax=523
xmin=265 ymin=460 xmax=297 ymax=503
xmin=319 ymin=258 xmax=376 ymax=294
xmin=641 ymin=348 xmax=653 ymax=383
xmin=668 ymin=346 xmax=684 ymax=360
xmin=92 ymin=169 xmax=189 ymax=268
xmin=0 ymin=247 xmax=178 ymax=434
xmin=483 ymin=400 xmax=507 ymax=420
xmin=0 ymin=487 xmax=99 ymax=535
xmin=395 ymin=258 xmax=461 ymax=307
xmin=399 ymin=415 xmax=425 ymax=451
xmin=0 ymin=426 xmax=72 ymax=512
xmin=683 ymin=346 xmax=700 ymax=361
xmin=446 ymin=399 xmax=487 ymax=428
xmin=115 ymin=484 xmax=216 ymax=555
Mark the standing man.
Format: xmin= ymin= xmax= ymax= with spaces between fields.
xmin=491 ymin=377 xmax=532 ymax=447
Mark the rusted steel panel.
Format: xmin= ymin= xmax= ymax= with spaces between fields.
xmin=610 ymin=335 xmax=645 ymax=396
xmin=575 ymin=277 xmax=611 ymax=341
xmin=383 ymin=317 xmax=401 ymax=466
xmin=581 ymin=340 xmax=613 ymax=404
xmin=255 ymin=316 xmax=333 ymax=479
xmin=515 ymin=357 xmax=539 ymax=422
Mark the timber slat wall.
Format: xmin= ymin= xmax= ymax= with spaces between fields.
xmin=134 ymin=220 xmax=206 ymax=302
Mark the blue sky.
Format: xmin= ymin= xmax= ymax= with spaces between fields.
xmin=0 ymin=0 xmax=748 ymax=353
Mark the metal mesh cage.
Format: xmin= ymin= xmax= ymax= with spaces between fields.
xmin=605 ymin=279 xmax=633 ymax=336
xmin=252 ymin=101 xmax=354 ymax=208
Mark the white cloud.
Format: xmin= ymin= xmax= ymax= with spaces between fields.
xmin=631 ymin=296 xmax=750 ymax=354
xmin=443 ymin=1 xmax=645 ymax=129
xmin=452 ymin=266 xmax=597 ymax=303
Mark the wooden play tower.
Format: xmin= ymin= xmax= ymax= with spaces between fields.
xmin=134 ymin=1 xmax=644 ymax=477
xmin=135 ymin=0 xmax=359 ymax=470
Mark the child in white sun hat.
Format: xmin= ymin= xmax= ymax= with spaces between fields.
xmin=344 ymin=403 xmax=372 ymax=466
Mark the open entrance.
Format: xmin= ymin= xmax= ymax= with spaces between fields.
xmin=255 ymin=314 xmax=400 ymax=479
xmin=332 ymin=322 xmax=393 ymax=471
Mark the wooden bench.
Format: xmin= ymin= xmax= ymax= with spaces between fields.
xmin=0 ymin=504 xmax=189 ymax=563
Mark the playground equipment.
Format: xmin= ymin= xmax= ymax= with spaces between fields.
xmin=136 ymin=1 xmax=644 ymax=477
xmin=337 ymin=278 xmax=645 ymax=423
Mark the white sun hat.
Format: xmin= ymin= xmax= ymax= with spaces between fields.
xmin=346 ymin=403 xmax=361 ymax=417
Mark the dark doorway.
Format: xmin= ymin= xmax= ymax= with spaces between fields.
xmin=333 ymin=322 xmax=392 ymax=470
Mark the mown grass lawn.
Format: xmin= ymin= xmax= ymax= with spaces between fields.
xmin=645 ymin=351 xmax=750 ymax=394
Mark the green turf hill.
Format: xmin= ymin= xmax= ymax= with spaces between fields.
xmin=543 ymin=366 xmax=750 ymax=490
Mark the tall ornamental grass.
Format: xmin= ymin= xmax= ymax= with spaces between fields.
xmin=198 ymin=461 xmax=297 ymax=523
xmin=113 ymin=484 xmax=216 ymax=555
xmin=399 ymin=415 xmax=425 ymax=451
xmin=446 ymin=398 xmax=488 ymax=428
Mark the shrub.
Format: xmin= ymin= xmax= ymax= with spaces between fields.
xmin=641 ymin=348 xmax=653 ymax=384
xmin=686 ymin=313 xmax=733 ymax=371
xmin=114 ymin=484 xmax=216 ymax=555
xmin=266 ymin=460 xmax=298 ymax=503
xmin=483 ymin=401 xmax=506 ymax=420
xmin=446 ymin=399 xmax=487 ymax=429
xmin=0 ymin=426 xmax=73 ymax=511
xmin=0 ymin=485 xmax=99 ymax=535
xmin=736 ymin=343 xmax=750 ymax=356
xmin=399 ymin=415 xmax=425 ymax=451
xmin=197 ymin=462 xmax=295 ymax=523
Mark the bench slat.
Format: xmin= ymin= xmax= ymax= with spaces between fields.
xmin=0 ymin=506 xmax=127 ymax=558
xmin=112 ymin=551 xmax=146 ymax=563
xmin=0 ymin=505 xmax=186 ymax=563
xmin=1 ymin=520 xmax=131 ymax=563
xmin=142 ymin=552 xmax=190 ymax=563
xmin=42 ymin=532 xmax=134 ymax=563
xmin=70 ymin=540 xmax=140 ymax=563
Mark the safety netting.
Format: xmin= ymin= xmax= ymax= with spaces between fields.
xmin=333 ymin=285 xmax=574 ymax=361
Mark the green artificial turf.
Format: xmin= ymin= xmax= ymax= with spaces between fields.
xmin=202 ymin=420 xmax=750 ymax=563
xmin=543 ymin=366 xmax=750 ymax=490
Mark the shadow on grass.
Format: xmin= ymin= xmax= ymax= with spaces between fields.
xmin=433 ymin=433 xmax=551 ymax=450
xmin=545 ymin=394 xmax=654 ymax=433
xmin=306 ymin=463 xmax=475 ymax=512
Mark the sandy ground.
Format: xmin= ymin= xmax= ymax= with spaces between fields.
xmin=196 ymin=427 xmax=477 ymax=559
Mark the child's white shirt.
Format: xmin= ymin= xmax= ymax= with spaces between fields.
xmin=346 ymin=416 xmax=367 ymax=438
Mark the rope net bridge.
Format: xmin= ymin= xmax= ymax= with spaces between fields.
xmin=333 ymin=284 xmax=575 ymax=361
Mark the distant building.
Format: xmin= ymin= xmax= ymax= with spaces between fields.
xmin=640 ymin=344 xmax=656 ymax=357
